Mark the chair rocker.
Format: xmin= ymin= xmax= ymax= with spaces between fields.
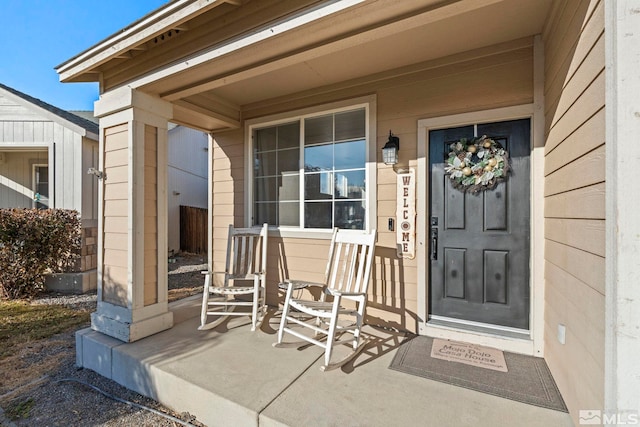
xmin=274 ymin=228 xmax=377 ymax=371
xmin=199 ymin=223 xmax=268 ymax=331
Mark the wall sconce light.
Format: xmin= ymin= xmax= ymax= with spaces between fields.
xmin=382 ymin=130 xmax=400 ymax=165
xmin=87 ymin=167 xmax=106 ymax=180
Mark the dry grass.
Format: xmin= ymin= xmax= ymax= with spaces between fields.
xmin=0 ymin=335 xmax=75 ymax=398
xmin=0 ymin=301 xmax=89 ymax=399
xmin=0 ymin=301 xmax=90 ymax=359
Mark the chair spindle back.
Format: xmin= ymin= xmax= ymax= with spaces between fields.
xmin=226 ymin=224 xmax=268 ymax=278
xmin=327 ymin=229 xmax=376 ymax=298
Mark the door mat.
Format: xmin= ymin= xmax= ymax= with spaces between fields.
xmin=430 ymin=338 xmax=508 ymax=372
xmin=389 ymin=336 xmax=567 ymax=412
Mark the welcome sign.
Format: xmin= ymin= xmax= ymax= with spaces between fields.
xmin=396 ymin=168 xmax=416 ymax=259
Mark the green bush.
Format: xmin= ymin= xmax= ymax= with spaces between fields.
xmin=0 ymin=209 xmax=81 ymax=299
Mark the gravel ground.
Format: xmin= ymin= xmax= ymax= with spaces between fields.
xmin=0 ymin=254 xmax=208 ymax=427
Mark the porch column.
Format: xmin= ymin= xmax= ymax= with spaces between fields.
xmin=605 ymin=0 xmax=640 ymax=418
xmin=92 ymin=87 xmax=173 ymax=342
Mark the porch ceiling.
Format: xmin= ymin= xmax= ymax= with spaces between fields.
xmin=209 ymin=0 xmax=551 ymax=109
xmin=59 ymin=0 xmax=552 ymax=132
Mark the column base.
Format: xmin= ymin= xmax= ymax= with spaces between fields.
xmin=91 ymin=310 xmax=174 ymax=343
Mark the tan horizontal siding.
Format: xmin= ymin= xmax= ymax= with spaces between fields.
xmin=366 ymin=297 xmax=419 ymax=332
xmin=545 ymin=258 xmax=604 ymax=412
xmin=144 ymin=233 xmax=157 ymax=250
xmin=544 ymin=144 xmax=605 ymax=197
xmin=546 ymin=33 xmax=604 ymax=129
xmin=544 ymin=1 xmax=603 ymax=108
xmin=102 ymin=124 xmax=129 ymax=306
xmin=545 ymin=218 xmax=604 ymax=257
xmin=104 ymin=123 xmax=127 ymax=137
xmin=209 ymin=192 xmax=235 ymax=206
xmin=376 ymin=50 xmax=533 ymax=122
xmin=544 ymin=108 xmax=604 ymax=175
xmin=103 ymin=249 xmax=128 ymax=268
xmin=546 ymin=70 xmax=604 ymax=154
xmin=103 ymin=265 xmax=128 ymax=307
xmin=213 ymin=142 xmax=244 ymax=159
xmin=545 ymin=239 xmax=605 ymax=295
xmin=104 ymin=200 xmax=129 ymax=217
xmin=546 ymin=261 xmax=604 ymax=339
xmin=104 ymin=232 xmax=128 ymax=250
xmin=144 ymin=166 xmax=157 ymax=186
xmin=104 ymin=183 xmax=128 ymax=200
xmin=104 ymin=149 xmax=129 ymax=168
xmin=104 ymin=165 xmax=128 ymax=184
xmin=544 ymin=311 xmax=603 ymax=416
xmin=212 ymin=203 xmax=241 ymax=216
xmin=104 ymin=217 xmax=128 ymax=233
xmin=545 ymin=183 xmax=604 ymax=219
xmin=542 ymin=0 xmax=605 ymax=421
xmin=212 ymin=215 xmax=236 ymax=229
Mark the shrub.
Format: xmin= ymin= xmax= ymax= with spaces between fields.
xmin=0 ymin=209 xmax=81 ymax=299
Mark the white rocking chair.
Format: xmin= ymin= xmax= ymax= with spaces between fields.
xmin=199 ymin=223 xmax=268 ymax=331
xmin=274 ymin=228 xmax=377 ymax=371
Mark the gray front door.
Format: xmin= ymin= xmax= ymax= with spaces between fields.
xmin=429 ymin=119 xmax=530 ymax=330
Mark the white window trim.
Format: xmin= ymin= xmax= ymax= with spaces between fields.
xmin=32 ymin=163 xmax=49 ymax=208
xmin=244 ymin=95 xmax=377 ymax=239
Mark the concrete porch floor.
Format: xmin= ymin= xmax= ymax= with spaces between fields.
xmin=76 ymin=296 xmax=574 ymax=427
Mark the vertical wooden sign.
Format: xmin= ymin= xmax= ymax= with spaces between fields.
xmin=397 ymin=168 xmax=416 ymax=259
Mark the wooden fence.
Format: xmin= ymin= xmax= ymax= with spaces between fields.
xmin=180 ymin=205 xmax=207 ymax=254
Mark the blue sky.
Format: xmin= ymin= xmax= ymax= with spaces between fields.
xmin=0 ymin=0 xmax=168 ymax=111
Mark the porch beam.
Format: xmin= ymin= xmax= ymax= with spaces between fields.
xmin=152 ymin=0 xmax=503 ymax=101
xmin=173 ymin=99 xmax=240 ymax=129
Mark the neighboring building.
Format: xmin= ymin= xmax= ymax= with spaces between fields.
xmin=0 ymin=83 xmax=208 ymax=289
xmin=167 ymin=124 xmax=208 ymax=254
xmin=56 ymin=1 xmax=639 ymax=425
xmin=0 ymin=83 xmax=99 ymax=292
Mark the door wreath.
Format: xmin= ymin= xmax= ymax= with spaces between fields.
xmin=444 ymin=135 xmax=510 ymax=193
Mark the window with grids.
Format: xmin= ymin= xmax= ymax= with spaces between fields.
xmin=252 ymin=107 xmax=367 ymax=230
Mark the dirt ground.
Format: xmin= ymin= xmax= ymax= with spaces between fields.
xmin=0 ymin=253 xmax=207 ymax=426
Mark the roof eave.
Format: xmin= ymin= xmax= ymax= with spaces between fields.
xmin=55 ymin=0 xmax=234 ymax=83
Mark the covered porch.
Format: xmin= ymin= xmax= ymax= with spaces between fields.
xmin=76 ymin=295 xmax=572 ymax=427
xmin=55 ymin=0 xmax=640 ymax=424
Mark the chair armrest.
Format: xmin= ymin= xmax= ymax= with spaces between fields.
xmin=326 ymin=289 xmax=366 ymax=297
xmin=278 ymin=279 xmax=326 ymax=290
